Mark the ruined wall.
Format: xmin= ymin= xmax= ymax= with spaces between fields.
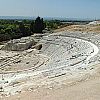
xmin=1 ymin=37 xmax=35 ymax=51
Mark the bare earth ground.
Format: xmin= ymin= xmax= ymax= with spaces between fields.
xmin=2 ymin=24 xmax=100 ymax=100
xmin=54 ymin=24 xmax=100 ymax=33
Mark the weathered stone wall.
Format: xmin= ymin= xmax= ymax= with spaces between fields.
xmin=1 ymin=37 xmax=35 ymax=51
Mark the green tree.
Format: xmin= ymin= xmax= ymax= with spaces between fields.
xmin=19 ymin=22 xmax=25 ymax=34
xmin=30 ymin=21 xmax=35 ymax=33
xmin=31 ymin=16 xmax=45 ymax=33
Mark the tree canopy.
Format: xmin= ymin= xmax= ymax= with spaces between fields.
xmin=0 ymin=16 xmax=62 ymax=42
xmin=30 ymin=16 xmax=45 ymax=33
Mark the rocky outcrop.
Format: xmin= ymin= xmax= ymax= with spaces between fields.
xmin=1 ymin=37 xmax=35 ymax=51
xmin=31 ymin=43 xmax=42 ymax=50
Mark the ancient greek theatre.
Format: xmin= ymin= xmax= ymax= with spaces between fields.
xmin=0 ymin=31 xmax=100 ymax=96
